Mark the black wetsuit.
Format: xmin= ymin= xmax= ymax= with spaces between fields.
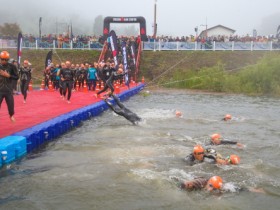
xmin=19 ymin=66 xmax=31 ymax=100
xmin=59 ymin=68 xmax=74 ymax=101
xmin=99 ymin=71 xmax=125 ymax=96
xmin=0 ymin=63 xmax=19 ymax=116
xmin=97 ymin=65 xmax=115 ymax=95
xmin=104 ymin=94 xmax=141 ymax=125
xmin=79 ymin=68 xmax=88 ymax=88
xmin=210 ymin=140 xmax=238 ymax=145
xmin=184 ymin=153 xmax=216 ymax=166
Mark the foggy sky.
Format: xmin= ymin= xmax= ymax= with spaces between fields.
xmin=1 ymin=0 xmax=280 ymax=37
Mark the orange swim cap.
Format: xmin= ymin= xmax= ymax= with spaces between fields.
xmin=224 ymin=114 xmax=232 ymax=120
xmin=228 ymin=154 xmax=240 ymax=165
xmin=211 ymin=133 xmax=221 ymax=141
xmin=0 ymin=51 xmax=10 ymax=59
xmin=175 ymin=110 xmax=182 ymax=117
xmin=207 ymin=176 xmax=223 ymax=190
xmin=193 ymin=145 xmax=204 ymax=155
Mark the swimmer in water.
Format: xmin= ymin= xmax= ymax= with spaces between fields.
xmin=175 ymin=110 xmax=182 ymax=118
xmin=179 ymin=176 xmax=265 ymax=193
xmin=210 ymin=133 xmax=244 ymax=148
xmin=184 ymin=145 xmax=218 ymax=166
xmin=215 ymin=154 xmax=241 ymax=165
xmin=222 ymin=114 xmax=232 ymax=121
xmin=104 ymin=94 xmax=141 ymax=125
xmin=203 ymin=148 xmax=241 ymax=165
xmin=180 ymin=176 xmax=223 ymax=191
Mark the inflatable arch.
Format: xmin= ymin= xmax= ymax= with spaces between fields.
xmin=103 ymin=16 xmax=148 ymax=41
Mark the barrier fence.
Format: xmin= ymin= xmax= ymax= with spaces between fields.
xmin=143 ymin=41 xmax=280 ymax=51
xmin=1 ymin=38 xmax=280 ymax=51
xmin=0 ymin=39 xmax=103 ymax=50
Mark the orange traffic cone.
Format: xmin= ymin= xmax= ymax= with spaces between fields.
xmin=28 ymin=80 xmax=33 ymax=91
xmin=141 ymin=76 xmax=145 ymax=83
xmin=96 ymin=82 xmax=100 ymax=92
xmin=48 ymin=80 xmax=54 ymax=92
xmin=83 ymin=80 xmax=88 ymax=93
xmin=130 ymin=78 xmax=135 ymax=85
xmin=115 ymin=84 xmax=120 ymax=94
xmin=40 ymin=79 xmax=45 ymax=90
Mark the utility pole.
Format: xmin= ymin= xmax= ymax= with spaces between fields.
xmin=153 ymin=0 xmax=157 ymax=38
xmin=205 ymin=17 xmax=208 ymax=38
xmin=200 ymin=17 xmax=208 ymax=38
xmin=56 ymin=18 xmax=58 ymax=36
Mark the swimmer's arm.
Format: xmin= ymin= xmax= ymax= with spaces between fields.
xmin=204 ymin=154 xmax=217 ymax=161
xmin=104 ymin=99 xmax=124 ymax=116
xmin=236 ymin=142 xmax=244 ymax=148
xmin=183 ymin=154 xmax=195 ymax=165
xmin=220 ymin=140 xmax=244 ymax=148
xmin=104 ymin=99 xmax=115 ymax=111
xmin=247 ymin=187 xmax=266 ymax=194
xmin=220 ymin=140 xmax=238 ymax=145
xmin=236 ymin=187 xmax=266 ymax=194
xmin=215 ymin=157 xmax=228 ymax=165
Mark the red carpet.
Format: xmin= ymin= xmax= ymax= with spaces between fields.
xmin=0 ymin=83 xmax=137 ymax=138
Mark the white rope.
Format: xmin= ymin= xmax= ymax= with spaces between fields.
xmin=146 ymin=63 xmax=259 ymax=89
xmin=53 ymin=50 xmax=63 ymax=63
xmin=146 ymin=53 xmax=192 ymax=87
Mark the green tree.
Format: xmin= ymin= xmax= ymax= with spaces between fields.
xmin=93 ymin=15 xmax=104 ymax=36
xmin=0 ymin=23 xmax=21 ymax=37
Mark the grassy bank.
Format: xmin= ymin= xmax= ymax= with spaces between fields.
xmin=140 ymin=51 xmax=280 ymax=96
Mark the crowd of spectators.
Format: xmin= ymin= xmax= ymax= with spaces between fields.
xmin=147 ymin=34 xmax=279 ymax=43
xmin=1 ymin=33 xmax=279 ymax=45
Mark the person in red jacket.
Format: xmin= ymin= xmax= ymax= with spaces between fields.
xmin=0 ymin=51 xmax=19 ymax=122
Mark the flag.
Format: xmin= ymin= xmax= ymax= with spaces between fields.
xmin=45 ymin=50 xmax=53 ymax=68
xmin=130 ymin=42 xmax=136 ymax=65
xmin=39 ymin=17 xmax=42 ymax=39
xmin=108 ymin=30 xmax=118 ymax=65
xmin=17 ymin=32 xmax=23 ymax=68
xmin=121 ymin=40 xmax=129 ymax=87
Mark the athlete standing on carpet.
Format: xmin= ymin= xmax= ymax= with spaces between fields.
xmin=19 ymin=60 xmax=32 ymax=103
xmin=59 ymin=61 xmax=75 ymax=103
xmin=96 ymin=60 xmax=114 ymax=97
xmin=0 ymin=51 xmax=19 ymax=122
xmin=96 ymin=62 xmax=125 ymax=97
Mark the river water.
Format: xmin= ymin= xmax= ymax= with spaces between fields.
xmin=0 ymin=89 xmax=280 ymax=210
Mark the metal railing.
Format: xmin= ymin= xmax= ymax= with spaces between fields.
xmin=143 ymin=41 xmax=280 ymax=51
xmin=0 ymin=39 xmax=103 ymax=50
xmin=2 ymin=38 xmax=279 ymax=51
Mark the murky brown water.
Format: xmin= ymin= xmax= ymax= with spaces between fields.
xmin=0 ymin=89 xmax=280 ymax=210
